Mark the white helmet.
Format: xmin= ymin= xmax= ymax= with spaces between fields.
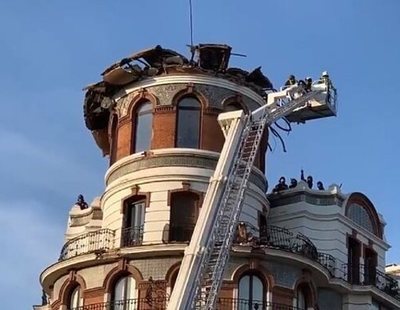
xmin=322 ymin=71 xmax=329 ymax=77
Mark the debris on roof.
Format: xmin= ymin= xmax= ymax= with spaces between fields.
xmin=83 ymin=44 xmax=274 ymax=152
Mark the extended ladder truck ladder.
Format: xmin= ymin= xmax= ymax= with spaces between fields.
xmin=167 ymin=82 xmax=333 ymax=310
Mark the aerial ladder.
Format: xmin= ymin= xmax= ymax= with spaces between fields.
xmin=167 ymin=80 xmax=336 ymax=310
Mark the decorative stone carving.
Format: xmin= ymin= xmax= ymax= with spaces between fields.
xmin=194 ymin=84 xmax=233 ymax=108
xmin=149 ymin=84 xmax=187 ymax=106
xmin=116 ymin=92 xmax=136 ymax=118
xmin=267 ymin=262 xmax=301 ymax=288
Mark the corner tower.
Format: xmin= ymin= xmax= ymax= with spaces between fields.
xmin=38 ymin=44 xmax=272 ymax=310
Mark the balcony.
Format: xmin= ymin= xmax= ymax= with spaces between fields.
xmin=235 ymin=223 xmax=324 ymax=262
xmin=59 ymin=229 xmax=115 ymax=261
xmin=68 ymin=298 xmax=302 ymax=310
xmin=121 ymin=226 xmax=144 ymax=247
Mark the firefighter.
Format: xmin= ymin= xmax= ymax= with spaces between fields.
xmin=318 ymin=71 xmax=331 ymax=86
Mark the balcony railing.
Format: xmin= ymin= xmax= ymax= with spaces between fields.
xmin=59 ymin=229 xmax=115 ymax=261
xmin=169 ymin=223 xmax=196 ymax=243
xmin=121 ymin=226 xmax=144 ymax=247
xmin=235 ymin=223 xmax=320 ymax=261
xmin=68 ymin=298 xmax=302 ymax=310
xmin=316 ymin=252 xmax=336 ymax=275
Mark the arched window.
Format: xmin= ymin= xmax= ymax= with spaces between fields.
xmin=238 ymin=273 xmax=265 ymax=309
xmin=68 ymin=286 xmax=83 ymax=309
xmin=176 ymin=97 xmax=201 ymax=148
xmin=134 ymin=101 xmax=153 ymax=153
xmin=347 ymin=203 xmax=375 ymax=234
xmin=112 ymin=276 xmax=137 ymax=309
xmin=169 ymin=191 xmax=200 ymax=242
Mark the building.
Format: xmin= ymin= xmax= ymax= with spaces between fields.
xmin=34 ymin=44 xmax=400 ymax=310
xmin=386 ymin=264 xmax=400 ymax=286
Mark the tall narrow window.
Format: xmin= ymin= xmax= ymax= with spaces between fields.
xmin=296 ymin=287 xmax=308 ymax=310
xmin=364 ymin=248 xmax=377 ymax=285
xmin=112 ymin=276 xmax=137 ymax=310
xmin=134 ymin=101 xmax=153 ymax=153
xmin=110 ymin=114 xmax=118 ymax=164
xmin=176 ymin=97 xmax=201 ymax=148
xmin=68 ymin=286 xmax=83 ymax=309
xmin=348 ymin=237 xmax=361 ymax=284
xmin=238 ymin=273 xmax=264 ymax=309
xmin=122 ymin=198 xmax=145 ymax=247
xmin=169 ymin=192 xmax=199 ymax=242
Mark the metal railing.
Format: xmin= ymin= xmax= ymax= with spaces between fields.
xmin=59 ymin=229 xmax=115 ymax=261
xmin=68 ymin=298 xmax=302 ymax=310
xmin=317 ymin=252 xmax=336 ymax=275
xmin=169 ymin=223 xmax=196 ymax=243
xmin=358 ymin=264 xmax=400 ymax=300
xmin=234 ymin=223 xmax=319 ymax=261
xmin=121 ymin=226 xmax=144 ymax=247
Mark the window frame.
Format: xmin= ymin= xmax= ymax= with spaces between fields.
xmin=133 ymin=100 xmax=153 ymax=153
xmin=121 ymin=195 xmax=147 ymax=247
xmin=111 ymin=275 xmax=137 ymax=308
xmin=175 ymin=96 xmax=202 ymax=149
xmin=169 ymin=190 xmax=201 ymax=242
xmin=238 ymin=272 xmax=266 ymax=308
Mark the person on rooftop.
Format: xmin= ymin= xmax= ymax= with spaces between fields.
xmin=306 ymin=176 xmax=313 ymax=189
xmin=284 ymin=75 xmax=297 ymax=86
xmin=305 ymin=77 xmax=312 ymax=92
xmin=289 ymin=178 xmax=298 ymax=189
xmin=273 ymin=176 xmax=289 ymax=192
xmin=317 ymin=181 xmax=325 ymax=190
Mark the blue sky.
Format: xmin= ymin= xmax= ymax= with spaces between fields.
xmin=0 ymin=1 xmax=399 ymax=309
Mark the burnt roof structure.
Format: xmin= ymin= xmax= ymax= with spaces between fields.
xmin=83 ymin=44 xmax=273 ymax=131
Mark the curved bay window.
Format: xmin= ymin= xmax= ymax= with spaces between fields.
xmin=169 ymin=191 xmax=200 ymax=242
xmin=134 ymin=101 xmax=153 ymax=153
xmin=238 ymin=273 xmax=265 ymax=309
xmin=176 ymin=97 xmax=201 ymax=148
xmin=68 ymin=286 xmax=83 ymax=310
xmin=122 ymin=197 xmax=145 ymax=247
xmin=112 ymin=276 xmax=137 ymax=310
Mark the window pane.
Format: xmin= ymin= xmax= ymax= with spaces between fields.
xmin=238 ymin=275 xmax=250 ymax=300
xmin=125 ymin=276 xmax=136 ymax=300
xmin=297 ymin=289 xmax=306 ymax=310
xmin=252 ymin=276 xmax=263 ymax=302
xmin=114 ymin=278 xmax=126 ymax=301
xmin=176 ymin=98 xmax=200 ymax=148
xmin=127 ymin=201 xmax=145 ymax=228
xmin=170 ymin=192 xmax=199 ymax=242
xmin=70 ymin=287 xmax=81 ymax=308
xmin=179 ymin=97 xmax=200 ymax=108
xmin=135 ymin=102 xmax=152 ymax=153
xmin=348 ymin=203 xmax=374 ymax=233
